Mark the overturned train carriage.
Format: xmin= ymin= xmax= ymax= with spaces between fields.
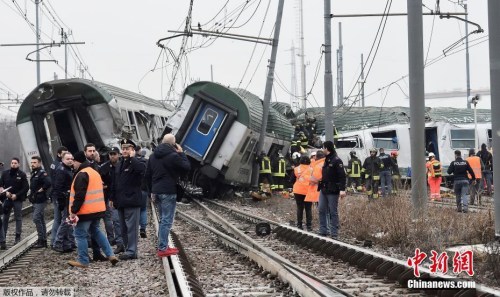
xmin=16 ymin=78 xmax=174 ymax=169
xmin=166 ymin=81 xmax=293 ymax=192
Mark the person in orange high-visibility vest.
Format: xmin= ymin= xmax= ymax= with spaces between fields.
xmin=426 ymin=153 xmax=442 ymax=201
xmin=67 ymin=151 xmax=118 ymax=268
xmin=466 ymin=149 xmax=484 ymax=205
xmin=291 ymin=156 xmax=312 ymax=231
xmin=305 ymin=150 xmax=326 ymax=205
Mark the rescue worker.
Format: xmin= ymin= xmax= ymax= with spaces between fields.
xmin=28 ymin=156 xmax=51 ymax=248
xmin=50 ymin=146 xmax=68 ymax=248
xmin=477 ymin=143 xmax=493 ymax=196
xmin=447 ymin=150 xmax=475 ymax=213
xmin=362 ymin=148 xmax=383 ymax=200
xmin=291 ymin=152 xmax=301 ymax=168
xmin=1 ymin=157 xmax=29 ymax=245
xmin=466 ymin=149 xmax=484 ymax=205
xmin=272 ymin=152 xmax=286 ymax=193
xmin=378 ymin=148 xmax=393 ymax=197
xmin=257 ymin=152 xmax=273 ymax=194
xmin=291 ymin=156 xmax=311 ymax=230
xmin=426 ymin=153 xmax=442 ymax=201
xmin=346 ymin=151 xmax=362 ymax=192
xmin=390 ymin=151 xmax=401 ymax=194
xmin=299 ymin=131 xmax=309 ymax=151
xmin=52 ymin=152 xmax=76 ymax=253
xmin=318 ymin=141 xmax=346 ymax=238
xmin=290 ymin=134 xmax=302 ymax=155
xmin=306 ymin=150 xmax=325 ymax=205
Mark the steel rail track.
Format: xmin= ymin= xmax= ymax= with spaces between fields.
xmin=203 ymin=199 xmax=500 ymax=297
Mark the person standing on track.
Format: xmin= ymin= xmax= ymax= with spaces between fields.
xmin=49 ymin=146 xmax=68 ymax=248
xmin=447 ymin=150 xmax=475 ymax=213
xmin=28 ymin=156 xmax=51 ymax=248
xmin=145 ymin=134 xmax=190 ymax=257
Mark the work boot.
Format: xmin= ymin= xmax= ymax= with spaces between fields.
xmin=113 ymin=244 xmax=125 ymax=254
xmin=140 ymin=229 xmax=147 ymax=238
xmin=14 ymin=235 xmax=21 ymax=245
xmin=108 ymin=256 xmax=119 ymax=266
xmin=0 ymin=242 xmax=6 ymax=250
xmin=33 ymin=239 xmax=45 ymax=249
xmin=93 ymin=252 xmax=108 ymax=262
xmin=68 ymin=260 xmax=88 ymax=268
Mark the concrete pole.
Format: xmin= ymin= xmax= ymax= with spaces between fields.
xmin=407 ymin=0 xmax=427 ymax=216
xmin=487 ymin=0 xmax=500 ymax=240
xmin=299 ymin=0 xmax=307 ymax=109
xmin=35 ymin=0 xmax=40 ymax=85
xmin=324 ymin=0 xmax=334 ymax=142
xmin=251 ymin=0 xmax=285 ymax=187
xmin=360 ymin=53 xmax=365 ymax=107
xmin=465 ymin=3 xmax=471 ymax=109
xmin=210 ymin=64 xmax=214 ymax=81
xmin=338 ymin=22 xmax=344 ymax=106
xmin=64 ymin=33 xmax=68 ymax=79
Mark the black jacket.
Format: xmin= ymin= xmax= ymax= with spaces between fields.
xmin=29 ymin=168 xmax=51 ymax=204
xmin=378 ymin=153 xmax=393 ymax=171
xmin=320 ymin=152 xmax=346 ymax=194
xmin=0 ymin=169 xmax=29 ymax=202
xmin=111 ymin=156 xmax=146 ymax=208
xmin=99 ymin=160 xmax=119 ymax=203
xmin=71 ymin=162 xmax=105 ymax=221
xmin=477 ymin=149 xmax=493 ymax=171
xmin=363 ymin=156 xmax=383 ymax=177
xmin=49 ymin=157 xmax=62 ymax=183
xmin=447 ymin=157 xmax=475 ymax=181
xmin=136 ymin=156 xmax=149 ymax=193
xmin=145 ymin=143 xmax=190 ymax=195
xmin=52 ymin=163 xmax=73 ymax=210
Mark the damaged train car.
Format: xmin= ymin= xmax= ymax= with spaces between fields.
xmin=165 ymin=81 xmax=293 ymax=195
xmin=16 ymin=78 xmax=174 ymax=169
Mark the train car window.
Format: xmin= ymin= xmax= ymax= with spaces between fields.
xmin=239 ymin=137 xmax=250 ymax=154
xmin=241 ymin=139 xmax=257 ymax=164
xmin=128 ymin=111 xmax=136 ymax=125
xmin=161 ymin=117 xmax=167 ymax=126
xmin=488 ymin=129 xmax=492 ymax=147
xmin=336 ymin=136 xmax=362 ymax=148
xmin=197 ymin=108 xmax=218 ymax=135
xmin=372 ymin=131 xmax=398 ymax=150
xmin=450 ymin=129 xmax=475 ymax=149
xmin=120 ymin=110 xmax=128 ymax=124
xmin=135 ymin=112 xmax=150 ymax=140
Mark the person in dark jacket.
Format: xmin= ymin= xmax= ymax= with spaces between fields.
xmin=136 ymin=148 xmax=149 ymax=238
xmin=362 ymin=148 xmax=383 ymax=200
xmin=29 ymin=156 xmax=51 ymax=248
xmin=52 ymin=152 xmax=76 ymax=253
xmin=378 ymin=148 xmax=393 ymax=197
xmin=477 ymin=143 xmax=493 ymax=195
xmin=49 ymin=146 xmax=68 ymax=248
xmin=67 ymin=151 xmax=118 ymax=268
xmin=109 ymin=139 xmax=146 ymax=260
xmin=145 ymin=134 xmax=190 ymax=257
xmin=447 ymin=150 xmax=476 ymax=213
xmin=318 ymin=141 xmax=346 ymax=238
xmin=0 ymin=157 xmax=29 ymax=245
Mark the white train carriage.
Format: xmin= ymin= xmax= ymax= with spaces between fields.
xmin=16 ymin=78 xmax=174 ymax=168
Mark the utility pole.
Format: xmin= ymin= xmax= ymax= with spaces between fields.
xmin=360 ymin=53 xmax=365 ymax=107
xmin=251 ymin=0 xmax=285 ymax=187
xmin=35 ymin=0 xmax=41 ymax=85
xmin=407 ymin=0 xmax=427 ymax=216
xmin=61 ymin=28 xmax=70 ymax=79
xmin=299 ymin=0 xmax=307 ymax=110
xmin=288 ymin=43 xmax=299 ymax=111
xmin=324 ymin=0 xmax=334 ymax=142
xmin=464 ymin=1 xmax=472 ymax=109
xmin=210 ymin=65 xmax=214 ymax=82
xmin=338 ymin=22 xmax=344 ymax=106
xmin=487 ymin=0 xmax=500 ymax=240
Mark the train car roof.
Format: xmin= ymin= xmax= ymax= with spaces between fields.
xmin=294 ymin=106 xmax=492 ymax=132
xmin=17 ymin=78 xmax=174 ymax=124
xmin=183 ymin=81 xmax=294 ymax=140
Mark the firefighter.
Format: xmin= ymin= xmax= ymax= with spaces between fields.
xmin=362 ymin=148 xmax=383 ymax=200
xmin=299 ymin=132 xmax=309 ymax=151
xmin=346 ymin=151 xmax=362 ymax=192
xmin=257 ymin=152 xmax=273 ymax=194
xmin=426 ymin=153 xmax=442 ymax=201
xmin=390 ymin=151 xmax=401 ymax=194
xmin=466 ymin=149 xmax=484 ymax=205
xmin=272 ymin=152 xmax=286 ymax=193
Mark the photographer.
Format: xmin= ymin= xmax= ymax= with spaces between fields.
xmin=318 ymin=141 xmax=346 ymax=239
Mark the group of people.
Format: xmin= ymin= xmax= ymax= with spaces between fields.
xmin=0 ymin=133 xmax=190 ymax=268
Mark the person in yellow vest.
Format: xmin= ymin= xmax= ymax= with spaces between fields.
xmin=291 ymin=156 xmax=312 ymax=231
xmin=346 ymin=151 xmax=362 ymax=192
xmin=426 ymin=153 xmax=442 ymax=201
xmin=257 ymin=152 xmax=273 ymax=194
xmin=67 ymin=151 xmax=119 ymax=268
xmin=272 ymin=152 xmax=286 ymax=193
xmin=466 ymin=149 xmax=484 ymax=205
xmin=305 ymin=151 xmax=326 ymax=204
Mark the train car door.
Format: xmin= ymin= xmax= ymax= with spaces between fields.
xmin=183 ymin=103 xmax=226 ymax=159
xmin=425 ymin=127 xmax=439 ymax=160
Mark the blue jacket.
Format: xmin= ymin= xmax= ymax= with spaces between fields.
xmin=145 ymin=143 xmax=190 ymax=195
xmin=51 ymin=163 xmax=73 ymax=209
xmin=29 ymin=168 xmax=51 ymax=204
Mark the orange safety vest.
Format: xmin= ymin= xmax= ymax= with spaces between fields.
xmin=293 ymin=164 xmax=310 ymax=195
xmin=305 ymin=158 xmax=325 ymax=202
xmin=466 ymin=156 xmax=482 ymax=179
xmin=69 ymin=167 xmax=106 ymax=215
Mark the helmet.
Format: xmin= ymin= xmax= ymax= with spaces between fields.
xmin=428 ymin=152 xmax=435 ymax=158
xmin=349 ymin=151 xmax=356 ymax=157
xmin=390 ymin=150 xmax=398 ymax=157
xmin=292 ymin=152 xmax=301 ymax=160
xmin=369 ymin=148 xmax=377 ymax=153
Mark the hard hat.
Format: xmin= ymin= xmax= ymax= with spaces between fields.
xmin=428 ymin=152 xmax=435 ymax=158
xmin=292 ymin=152 xmax=301 ymax=160
xmin=390 ymin=150 xmax=398 ymax=157
xmin=349 ymin=151 xmax=356 ymax=156
xmin=310 ymin=151 xmax=317 ymax=157
xmin=369 ymin=148 xmax=377 ymax=153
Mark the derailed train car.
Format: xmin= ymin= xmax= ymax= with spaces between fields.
xmin=16 ymin=78 xmax=174 ymax=169
xmin=165 ymin=81 xmax=293 ymax=193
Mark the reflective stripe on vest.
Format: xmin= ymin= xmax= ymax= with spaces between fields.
xmin=431 ymin=160 xmax=442 ymax=177
xmin=273 ymin=159 xmax=286 ymax=177
xmin=260 ymin=157 xmax=271 ymax=174
xmin=466 ymin=156 xmax=482 ymax=179
xmin=293 ymin=164 xmax=310 ymax=195
xmin=349 ymin=160 xmax=361 ymax=178
xmin=69 ymin=167 xmax=106 ymax=215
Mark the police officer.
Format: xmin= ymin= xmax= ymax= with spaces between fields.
xmin=362 ymin=148 xmax=383 ymax=200
xmin=50 ymin=146 xmax=68 ymax=248
xmin=447 ymin=150 xmax=475 ymax=213
xmin=29 ymin=156 xmax=51 ymax=248
xmin=318 ymin=141 xmax=346 ymax=238
xmin=1 ymin=157 xmax=29 ymax=244
xmin=346 ymin=151 xmax=362 ymax=192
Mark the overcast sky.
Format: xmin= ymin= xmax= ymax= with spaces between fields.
xmin=0 ymin=0 xmax=492 ymax=116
